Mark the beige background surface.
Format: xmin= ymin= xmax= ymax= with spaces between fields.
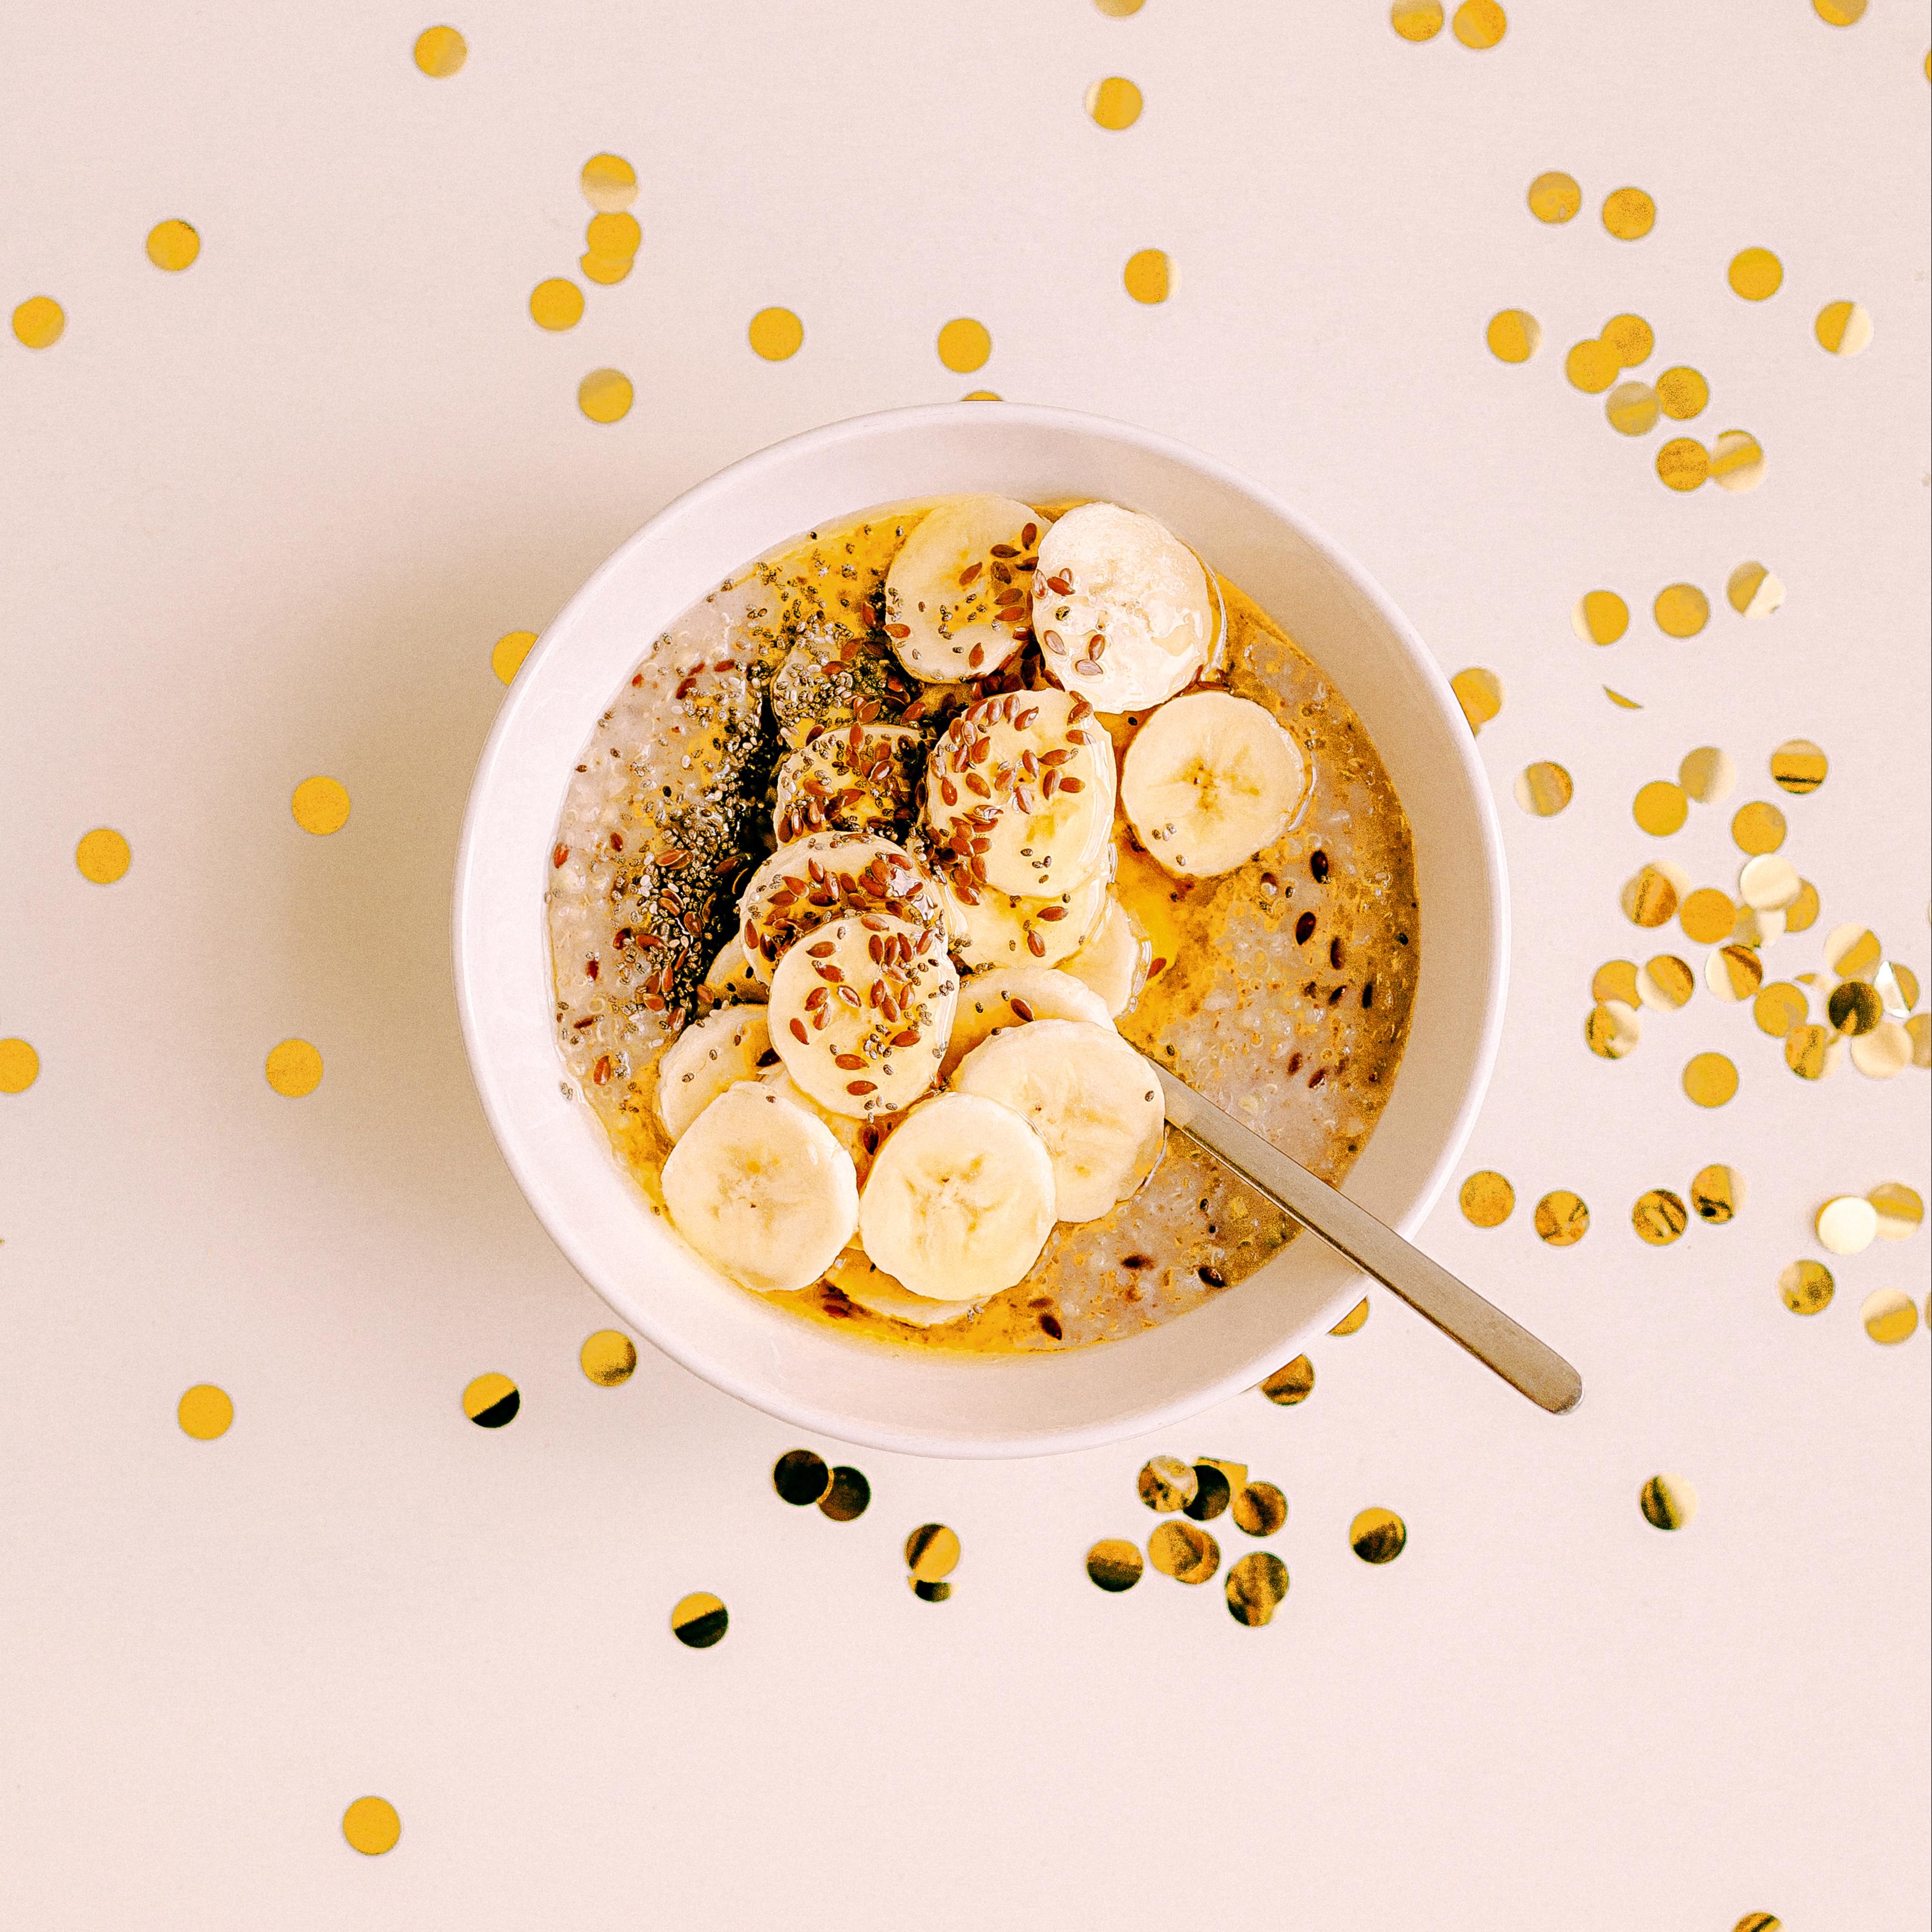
xmin=2 ymin=3 xmax=1928 ymax=1926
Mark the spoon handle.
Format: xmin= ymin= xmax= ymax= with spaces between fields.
xmin=1145 ymin=1059 xmax=1583 ymax=1415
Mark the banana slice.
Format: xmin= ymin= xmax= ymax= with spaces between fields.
xmin=773 ymin=722 xmax=924 ymax=844
xmin=756 ymin=1062 xmax=874 ymax=1178
xmin=1058 ymin=894 xmax=1148 ymax=1017
xmin=1120 ymin=690 xmax=1306 ymax=878
xmin=825 ymin=1247 xmax=983 ymax=1328
xmin=656 ymin=1005 xmax=777 ymax=1140
xmin=922 ymin=687 xmax=1116 ymax=897
xmin=738 ymin=830 xmax=946 ymax=983
xmin=768 ymin=912 xmax=958 ymax=1118
xmin=940 ymin=966 xmax=1113 ymax=1078
xmin=939 ymin=864 xmax=1108 ymax=971
xmin=660 ymin=1081 xmax=859 ymax=1294
xmin=1032 ymin=502 xmax=1215 ymax=712
xmin=858 ymin=1092 xmax=1057 ymax=1300
xmin=702 ymin=940 xmax=767 ymax=1005
xmin=881 ymin=494 xmax=1045 ymax=682
xmin=951 ymin=1018 xmax=1164 ymax=1223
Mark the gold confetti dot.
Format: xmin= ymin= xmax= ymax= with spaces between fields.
xmin=1572 ymin=590 xmax=1629 ymax=645
xmin=491 ymin=629 xmax=536 ymax=684
xmin=1594 ymin=960 xmax=1640 ymax=1005
xmin=12 ymin=295 xmax=66 ymax=348
xmin=1138 ymin=1456 xmax=1197 ymax=1512
xmin=580 ymin=153 xmax=638 ymax=213
xmin=580 ymin=253 xmax=631 ymax=287
xmin=585 ymin=213 xmax=640 ymax=261
xmin=746 ymin=307 xmax=804 ymax=362
xmin=906 ymin=1524 xmax=961 ymax=1582
xmin=1656 ymin=367 xmax=1709 ymax=420
xmin=1459 ymin=1170 xmax=1515 ymax=1227
xmin=146 ymin=219 xmax=200 ymax=272
xmin=1390 ymin=1 xmax=1444 ymax=39
xmin=1814 ymin=299 xmax=1874 ymax=357
xmin=1565 ymin=338 xmax=1620 ymax=394
xmin=1515 ymin=761 xmax=1573 ymax=816
xmin=580 ymin=1330 xmax=637 ymax=1385
xmin=1604 ymin=686 xmax=1642 ymax=709
xmin=1621 ymin=865 xmax=1680 ymax=928
xmin=936 ymin=317 xmax=991 ymax=373
xmin=290 ymin=777 xmax=350 ymax=836
xmin=1691 ymin=1165 xmax=1744 ymax=1224
xmin=0 ymin=1038 xmax=40 ymax=1094
xmin=1828 ymin=980 xmax=1882 ymax=1036
xmin=1184 ymin=1463 xmax=1232 ymax=1522
xmin=1485 ymin=310 xmax=1541 ymax=363
xmin=1330 ymin=1296 xmax=1370 ymax=1336
xmin=74 ymin=827 xmax=130 ymax=883
xmin=1706 ymin=945 xmax=1764 ymax=1004
xmin=1656 ymin=437 xmax=1709 ymax=491
xmin=1850 ymin=1021 xmax=1912 ymax=1078
xmin=1602 ymin=314 xmax=1654 ymax=367
xmin=1350 ymin=1508 xmax=1407 ymax=1564
xmin=1875 ymin=961 xmax=1917 ymax=1016
xmin=1861 ymin=1287 xmax=1918 ymax=1346
xmin=1779 ymin=1260 xmax=1834 ymax=1315
xmin=1814 ymin=0 xmax=1866 ymax=20
xmin=1527 ymin=171 xmax=1581 ymax=223
xmin=177 ymin=1384 xmax=233 ymax=1439
xmin=1260 ymin=1355 xmax=1315 ymax=1404
xmin=1818 ymin=1194 xmax=1879 ymax=1255
xmin=578 ymin=368 xmax=632 ymax=423
xmin=819 ymin=1466 xmax=870 ymax=1522
xmin=1911 ymin=1014 xmax=1931 ymax=1068
xmin=1451 ymin=0 xmax=1507 ymax=49
xmin=1653 ymin=584 xmax=1709 ymax=639
xmin=1731 ymin=801 xmax=1786 ymax=854
xmin=1086 ymin=1539 xmax=1144 ymax=1591
xmin=1638 ymin=956 xmax=1694 ymax=1010
xmin=1232 ymin=1482 xmax=1288 ymax=1537
xmin=1534 ymin=1191 xmax=1590 ymax=1246
xmin=1633 ymin=1189 xmax=1688 ymax=1244
xmin=962 ymin=389 xmax=1000 ymax=401
xmin=1725 ymin=562 xmax=1784 ymax=619
xmin=342 ymin=1795 xmax=401 ymax=1855
xmin=1754 ymin=982 xmax=1808 ymax=1036
xmin=1680 ymin=889 xmax=1735 ymax=944
xmin=1869 ymin=1182 xmax=1923 ymax=1240
xmin=1639 ymin=1474 xmax=1696 ymax=1531
xmin=1225 ymin=1551 xmax=1290 ymax=1625
xmin=1450 ymin=668 xmax=1503 ymax=733
xmin=1822 ymin=923 xmax=1882 ymax=980
xmin=265 ymin=1038 xmax=322 ymax=1097
xmin=1728 ymin=247 xmax=1783 ymax=301
xmin=1123 ymin=249 xmax=1170 ymax=304
xmin=1085 ymin=76 xmax=1143 ymax=129
xmin=1785 ymin=1023 xmax=1840 ymax=1079
xmin=1709 ymin=429 xmax=1765 ymax=492
xmin=1785 ymin=880 xmax=1821 ymax=931
xmin=1148 ymin=1520 xmax=1219 ymax=1583
xmin=412 ymin=25 xmax=466 ymax=77
xmin=529 ymin=278 xmax=584 ymax=331
xmin=1605 ymin=382 xmax=1659 ymax=435
xmin=1633 ymin=780 xmax=1688 ymax=836
xmin=773 ymin=1449 xmax=831 ymax=1505
xmin=670 ymin=1591 xmax=729 ymax=1646
xmin=461 ymin=1371 xmax=519 ymax=1427
xmin=1094 ymin=0 xmax=1145 ymax=13
xmin=1683 ymin=1052 xmax=1738 ymax=1107
xmin=1767 ymin=739 xmax=1827 ymax=795
xmin=1602 ymin=187 xmax=1656 ymax=241
xmin=1586 ymin=1000 xmax=1642 ymax=1058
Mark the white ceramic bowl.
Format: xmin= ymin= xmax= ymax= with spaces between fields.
xmin=453 ymin=404 xmax=1507 ymax=1459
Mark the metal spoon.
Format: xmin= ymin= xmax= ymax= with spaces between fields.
xmin=1146 ymin=1058 xmax=1584 ymax=1414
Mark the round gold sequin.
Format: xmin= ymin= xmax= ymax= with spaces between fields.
xmin=1086 ymin=1539 xmax=1144 ymax=1591
xmin=1621 ymin=866 xmax=1679 ymax=928
xmin=1691 ymin=1166 xmax=1743 ymax=1224
xmin=1639 ymin=1474 xmax=1696 ymax=1531
xmin=1754 ymin=983 xmax=1809 ymax=1036
xmin=1816 ymin=1196 xmax=1879 ymax=1254
xmin=1739 ymin=855 xmax=1800 ymax=913
xmin=1779 ymin=1260 xmax=1834 ymax=1315
xmin=265 ymin=1038 xmax=322 ymax=1097
xmin=1485 ymin=309 xmax=1541 ymax=363
xmin=1572 ymin=590 xmax=1628 ymax=645
xmin=1586 ymin=1000 xmax=1642 ymax=1059
xmin=1603 ymin=314 xmax=1654 ymax=368
xmin=1232 ymin=1482 xmax=1288 ymax=1537
xmin=1330 ymin=1298 xmax=1370 ymax=1336
xmin=1638 ymin=957 xmax=1694 ymax=1010
xmin=1350 ymin=1508 xmax=1407 ymax=1564
xmin=1183 ymin=1463 xmax=1232 ymax=1522
xmin=1706 ymin=946 xmax=1763 ymax=1004
xmin=177 ymin=1384 xmax=234 ymax=1440
xmin=146 ymin=219 xmax=200 ymax=272
xmin=1656 ymin=367 xmax=1709 ymax=420
xmin=1148 ymin=1520 xmax=1219 ymax=1584
xmin=1785 ymin=1024 xmax=1840 ymax=1079
xmin=1633 ymin=781 xmax=1688 ymax=836
xmin=1137 ymin=1456 xmax=1197 ymax=1513
xmin=1813 ymin=0 xmax=1866 ymax=20
xmin=1527 ymin=172 xmax=1581 ymax=223
xmin=1633 ymin=1189 xmax=1688 ymax=1245
xmin=1735 ymin=908 xmax=1786 ymax=951
xmin=13 ymin=295 xmax=65 ymax=348
xmin=1785 ymin=881 xmax=1820 ymax=932
xmin=1850 ymin=1021 xmax=1912 ymax=1079
xmin=580 ymin=254 xmax=631 ymax=287
xmin=1822 ymin=924 xmax=1882 ymax=980
xmin=1602 ymin=187 xmax=1656 ymax=240
xmin=529 ymin=278 xmax=584 ymax=331
xmin=1912 ymin=1015 xmax=1931 ymax=1069
xmin=1710 ymin=429 xmax=1766 ymax=492
xmin=670 ymin=1591 xmax=728 ymax=1647
xmin=747 ymin=308 xmax=804 ymax=362
xmin=819 ymin=1466 xmax=871 ymax=1522
xmin=1769 ymin=740 xmax=1827 ymax=794
xmin=1875 ymin=962 xmax=1918 ymax=1016
xmin=906 ymin=1523 xmax=961 ymax=1581
xmin=1606 ymin=382 xmax=1660 ymax=435
xmin=578 ymin=368 xmax=632 ymax=423
xmin=1869 ymin=1183 xmax=1923 ymax=1241
xmin=412 ymin=25 xmax=467 ymax=77
xmin=1459 ymin=1171 xmax=1515 ymax=1227
xmin=1861 ymin=1288 xmax=1918 ymax=1346
xmin=773 ymin=1449 xmax=831 ymax=1505
xmin=1728 ymin=248 xmax=1783 ymax=301
xmin=1514 ymin=762 xmax=1573 ymax=816
xmin=491 ymin=629 xmax=536 ymax=685
xmin=1565 ymin=338 xmax=1620 ymax=394
xmin=461 ymin=1372 xmax=519 ymax=1428
xmin=1085 ymin=76 xmax=1143 ymax=130
xmin=1225 ymin=1552 xmax=1290 ymax=1626
xmin=1451 ymin=1 xmax=1507 ymax=47
xmin=1815 ymin=300 xmax=1874 ymax=357
xmin=1534 ymin=1191 xmax=1590 ymax=1246
xmin=291 ymin=777 xmax=350 ymax=836
xmin=1390 ymin=2 xmax=1445 ymax=40
xmin=342 ymin=1795 xmax=401 ymax=1855
xmin=1653 ymin=585 xmax=1709 ymax=639
xmin=75 ymin=828 xmax=131 ymax=884
xmin=579 ymin=1330 xmax=636 ymax=1385
xmin=1594 ymin=960 xmax=1640 ymax=1005
xmin=1656 ymin=437 xmax=1709 ymax=491
xmin=1730 ymin=802 xmax=1785 ymax=854
xmin=580 ymin=153 xmax=637 ymax=213
xmin=1680 ymin=890 xmax=1735 ymax=944
xmin=1123 ymin=249 xmax=1171 ymax=304
xmin=1450 ymin=668 xmax=1503 ymax=732
xmin=1827 ymin=980 xmax=1881 ymax=1036
xmin=1683 ymin=1052 xmax=1738 ymax=1107
xmin=910 ymin=1579 xmax=952 ymax=1603
xmin=1726 ymin=562 xmax=1785 ymax=618
xmin=1260 ymin=1355 xmax=1315 ymax=1404
xmin=1678 ymin=747 xmax=1736 ymax=805
xmin=936 ymin=317 xmax=991 ymax=373
xmin=0 ymin=1039 xmax=40 ymax=1093
xmin=1094 ymin=0 xmax=1145 ymax=13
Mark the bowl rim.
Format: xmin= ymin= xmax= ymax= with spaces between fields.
xmin=453 ymin=401 xmax=1509 ymax=1457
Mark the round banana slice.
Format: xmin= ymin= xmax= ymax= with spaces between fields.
xmin=825 ymin=1247 xmax=983 ymax=1328
xmin=769 ymin=912 xmax=958 ymax=1118
xmin=939 ymin=864 xmax=1108 ymax=971
xmin=773 ymin=721 xmax=924 ymax=844
xmin=1058 ymin=894 xmax=1148 ymax=1018
xmin=660 ymin=1081 xmax=859 ymax=1294
xmin=757 ymin=1063 xmax=873 ymax=1178
xmin=951 ymin=1018 xmax=1164 ymax=1223
xmin=941 ymin=966 xmax=1113 ymax=1078
xmin=656 ymin=1005 xmax=777 ymax=1140
xmin=922 ymin=687 xmax=1116 ymax=897
xmin=881 ymin=494 xmax=1045 ymax=682
xmin=702 ymin=940 xmax=767 ymax=1005
xmin=1032 ymin=502 xmax=1215 ymax=712
xmin=1121 ymin=690 xmax=1306 ymax=878
xmin=738 ymin=830 xmax=946 ymax=983
xmin=858 ymin=1092 xmax=1057 ymax=1301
